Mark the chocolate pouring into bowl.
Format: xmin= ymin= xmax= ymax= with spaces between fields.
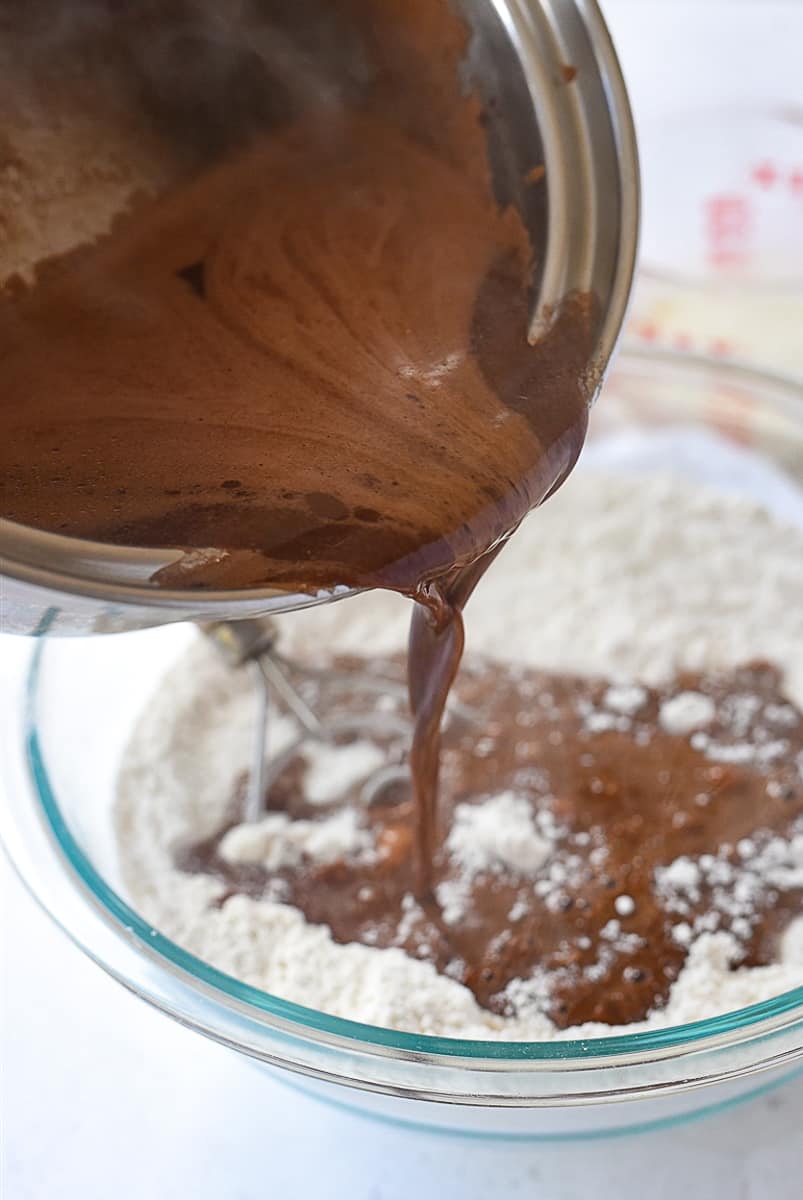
xmin=3 ymin=0 xmax=802 ymax=1141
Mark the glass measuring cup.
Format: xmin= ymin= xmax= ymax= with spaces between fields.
xmin=605 ymin=0 xmax=803 ymax=374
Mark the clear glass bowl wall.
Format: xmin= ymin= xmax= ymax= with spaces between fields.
xmin=2 ymin=348 xmax=802 ymax=1139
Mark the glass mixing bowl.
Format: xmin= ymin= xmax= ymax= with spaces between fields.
xmin=2 ymin=347 xmax=802 ymax=1140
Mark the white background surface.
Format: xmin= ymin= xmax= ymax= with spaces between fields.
xmin=4 ymin=859 xmax=803 ymax=1200
xmin=3 ymin=2 xmax=803 ymax=1196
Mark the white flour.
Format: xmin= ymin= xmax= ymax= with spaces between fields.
xmin=433 ymin=791 xmax=555 ymax=928
xmin=219 ymin=808 xmax=373 ymax=871
xmin=446 ymin=791 xmax=552 ymax=878
xmin=655 ymin=821 xmax=803 ymax=948
xmin=115 ymin=461 xmax=803 ymax=1040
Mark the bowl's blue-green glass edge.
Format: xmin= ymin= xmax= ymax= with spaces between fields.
xmin=24 ymin=620 xmax=803 ymax=1063
xmin=275 ymin=1062 xmax=803 ymax=1140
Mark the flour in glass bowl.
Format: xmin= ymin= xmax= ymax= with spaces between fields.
xmin=115 ymin=445 xmax=803 ymax=1040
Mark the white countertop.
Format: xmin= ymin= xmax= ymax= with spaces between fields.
xmin=3 ymin=851 xmax=802 ymax=1199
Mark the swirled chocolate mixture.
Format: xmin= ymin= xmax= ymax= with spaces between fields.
xmin=0 ymin=0 xmax=591 ymax=594
xmin=176 ymin=658 xmax=803 ymax=1028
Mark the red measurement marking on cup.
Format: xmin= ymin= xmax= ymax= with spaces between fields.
xmin=752 ymin=161 xmax=803 ymax=196
xmin=705 ymin=194 xmax=750 ymax=267
xmin=709 ymin=338 xmax=733 ymax=358
xmin=632 ymin=322 xmax=738 ymax=362
xmin=752 ymin=161 xmax=778 ymax=189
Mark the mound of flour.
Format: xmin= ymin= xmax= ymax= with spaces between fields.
xmin=115 ymin=457 xmax=803 ymax=1039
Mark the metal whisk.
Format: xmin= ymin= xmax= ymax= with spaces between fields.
xmin=202 ymin=618 xmax=413 ymax=821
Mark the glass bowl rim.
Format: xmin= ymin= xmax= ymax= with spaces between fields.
xmin=21 ymin=346 xmax=803 ymax=1066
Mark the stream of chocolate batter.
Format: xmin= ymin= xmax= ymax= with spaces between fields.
xmin=1 ymin=2 xmax=593 ymax=895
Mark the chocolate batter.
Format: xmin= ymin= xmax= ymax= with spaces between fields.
xmin=0 ymin=1 xmax=592 ymax=895
xmin=177 ymin=658 xmax=803 ymax=1028
xmin=0 ymin=1 xmax=590 ymax=592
